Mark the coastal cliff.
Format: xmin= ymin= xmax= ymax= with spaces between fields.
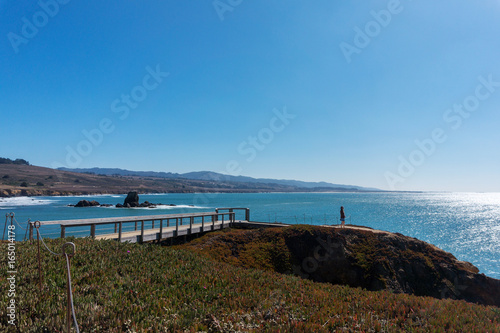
xmin=181 ymin=225 xmax=500 ymax=307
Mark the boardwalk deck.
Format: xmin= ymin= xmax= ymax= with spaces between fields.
xmin=31 ymin=208 xmax=252 ymax=243
xmin=94 ymin=220 xmax=240 ymax=243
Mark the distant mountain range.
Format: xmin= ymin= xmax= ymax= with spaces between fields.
xmin=58 ymin=167 xmax=381 ymax=192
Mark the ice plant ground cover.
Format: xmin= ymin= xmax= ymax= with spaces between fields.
xmin=0 ymin=236 xmax=499 ymax=332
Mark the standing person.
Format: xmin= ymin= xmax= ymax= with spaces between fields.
xmin=340 ymin=206 xmax=346 ymax=228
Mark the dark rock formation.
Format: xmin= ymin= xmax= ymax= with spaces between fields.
xmin=69 ymin=192 xmax=170 ymax=209
xmin=116 ymin=192 xmax=166 ymax=208
xmin=75 ymin=200 xmax=100 ymax=207
xmin=124 ymin=191 xmax=139 ymax=207
xmin=182 ymin=225 xmax=500 ymax=307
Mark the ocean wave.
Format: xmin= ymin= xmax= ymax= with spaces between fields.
xmin=0 ymin=197 xmax=57 ymax=208
xmin=103 ymin=204 xmax=207 ymax=210
xmin=56 ymin=194 xmax=123 ymax=198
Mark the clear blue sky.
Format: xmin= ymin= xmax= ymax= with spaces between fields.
xmin=1 ymin=0 xmax=499 ymax=192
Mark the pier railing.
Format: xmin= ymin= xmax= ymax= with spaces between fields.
xmin=215 ymin=207 xmax=250 ymax=221
xmin=30 ymin=210 xmax=241 ymax=243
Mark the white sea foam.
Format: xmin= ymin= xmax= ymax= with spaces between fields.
xmin=103 ymin=204 xmax=207 ymax=210
xmin=0 ymin=196 xmax=57 ymax=208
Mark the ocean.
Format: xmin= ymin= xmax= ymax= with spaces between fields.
xmin=1 ymin=192 xmax=499 ymax=279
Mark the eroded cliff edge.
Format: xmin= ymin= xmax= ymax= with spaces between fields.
xmin=182 ymin=225 xmax=500 ymax=307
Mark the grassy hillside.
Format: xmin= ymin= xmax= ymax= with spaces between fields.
xmin=1 ymin=237 xmax=498 ymax=332
xmin=180 ymin=225 xmax=500 ymax=307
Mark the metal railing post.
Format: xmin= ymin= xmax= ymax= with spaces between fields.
xmin=159 ymin=219 xmax=163 ymax=240
xmin=118 ymin=222 xmax=123 ymax=242
xmin=140 ymin=220 xmax=145 ymax=243
xmin=29 ymin=221 xmax=34 ymax=241
xmin=34 ymin=221 xmax=42 ymax=293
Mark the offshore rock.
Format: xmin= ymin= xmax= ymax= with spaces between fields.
xmin=75 ymin=200 xmax=100 ymax=207
xmin=124 ymin=191 xmax=139 ymax=207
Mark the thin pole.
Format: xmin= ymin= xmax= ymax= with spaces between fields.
xmin=159 ymin=219 xmax=163 ymax=240
xmin=35 ymin=221 xmax=42 ymax=293
xmin=62 ymin=242 xmax=77 ymax=333
xmin=66 ymin=258 xmax=71 ymax=333
xmin=2 ymin=213 xmax=8 ymax=240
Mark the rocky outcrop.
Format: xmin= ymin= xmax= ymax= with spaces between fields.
xmin=115 ymin=191 xmax=163 ymax=208
xmin=75 ymin=200 xmax=101 ymax=207
xmin=123 ymin=191 xmax=139 ymax=207
xmin=69 ymin=200 xmax=113 ymax=207
xmin=183 ymin=225 xmax=500 ymax=307
xmin=64 ymin=191 xmax=168 ymax=208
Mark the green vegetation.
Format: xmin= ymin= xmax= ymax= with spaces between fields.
xmin=1 ymin=236 xmax=498 ymax=332
xmin=0 ymin=157 xmax=29 ymax=165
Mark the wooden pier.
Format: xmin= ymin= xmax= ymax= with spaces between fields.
xmin=31 ymin=208 xmax=258 ymax=243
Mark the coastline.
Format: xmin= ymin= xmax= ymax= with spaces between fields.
xmin=0 ymin=164 xmax=383 ymax=198
xmin=3 ymin=191 xmax=499 ymax=280
xmin=0 ymin=187 xmax=384 ymax=198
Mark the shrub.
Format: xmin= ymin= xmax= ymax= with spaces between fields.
xmin=0 ymin=157 xmax=29 ymax=165
xmin=20 ymin=181 xmax=28 ymax=187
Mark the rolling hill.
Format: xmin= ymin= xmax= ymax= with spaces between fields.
xmin=0 ymin=164 xmax=379 ymax=197
xmin=59 ymin=167 xmax=381 ymax=192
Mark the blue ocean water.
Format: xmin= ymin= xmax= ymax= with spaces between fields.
xmin=1 ymin=192 xmax=499 ymax=279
